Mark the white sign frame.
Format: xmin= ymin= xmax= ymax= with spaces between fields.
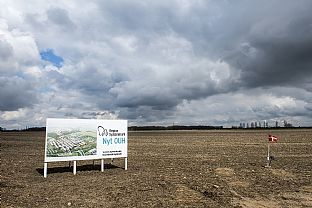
xmin=43 ymin=118 xmax=128 ymax=177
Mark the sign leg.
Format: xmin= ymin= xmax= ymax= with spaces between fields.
xmin=101 ymin=159 xmax=104 ymax=172
xmin=44 ymin=162 xmax=48 ymax=178
xmin=125 ymin=157 xmax=127 ymax=170
xmin=73 ymin=161 xmax=77 ymax=175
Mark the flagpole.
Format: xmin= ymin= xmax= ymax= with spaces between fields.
xmin=267 ymin=142 xmax=270 ymax=167
xmin=266 ymin=134 xmax=278 ymax=167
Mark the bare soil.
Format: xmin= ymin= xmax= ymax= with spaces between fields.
xmin=1 ymin=129 xmax=312 ymax=207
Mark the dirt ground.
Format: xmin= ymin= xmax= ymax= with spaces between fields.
xmin=1 ymin=129 xmax=312 ymax=207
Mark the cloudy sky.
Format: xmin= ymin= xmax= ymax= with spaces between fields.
xmin=1 ymin=0 xmax=312 ymax=129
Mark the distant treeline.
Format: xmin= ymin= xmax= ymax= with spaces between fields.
xmin=128 ymin=125 xmax=224 ymax=131
xmin=0 ymin=125 xmax=223 ymax=132
xmin=0 ymin=127 xmax=46 ymax=132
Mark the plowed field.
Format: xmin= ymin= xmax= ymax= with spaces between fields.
xmin=1 ymin=129 xmax=311 ymax=207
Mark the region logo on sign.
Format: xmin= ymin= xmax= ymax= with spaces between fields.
xmin=98 ymin=126 xmax=108 ymax=136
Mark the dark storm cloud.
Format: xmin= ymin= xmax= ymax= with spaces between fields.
xmin=47 ymin=7 xmax=76 ymax=30
xmin=0 ymin=77 xmax=37 ymax=111
xmin=0 ymin=39 xmax=13 ymax=60
xmin=96 ymin=1 xmax=170 ymax=33
xmin=0 ymin=39 xmax=16 ymax=76
xmin=305 ymin=103 xmax=312 ymax=112
xmin=65 ymin=0 xmax=308 ymax=126
xmin=57 ymin=67 xmax=117 ymax=95
xmin=118 ymin=105 xmax=175 ymax=123
xmin=232 ymin=14 xmax=312 ymax=89
xmin=112 ymin=71 xmax=235 ymax=111
xmin=115 ymin=91 xmax=180 ymax=110
xmin=203 ymin=1 xmax=312 ymax=90
xmin=94 ymin=0 xmax=312 ymax=98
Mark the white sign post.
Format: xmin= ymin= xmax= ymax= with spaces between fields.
xmin=44 ymin=118 xmax=128 ymax=177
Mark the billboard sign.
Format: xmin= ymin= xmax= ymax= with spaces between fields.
xmin=45 ymin=118 xmax=127 ymax=162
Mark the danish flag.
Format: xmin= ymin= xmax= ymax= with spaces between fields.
xmin=268 ymin=134 xmax=278 ymax=142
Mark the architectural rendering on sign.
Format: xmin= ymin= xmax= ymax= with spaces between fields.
xmin=45 ymin=118 xmax=127 ymax=162
xmin=46 ymin=129 xmax=97 ymax=157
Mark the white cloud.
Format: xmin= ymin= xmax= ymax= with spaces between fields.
xmin=112 ymin=35 xmax=138 ymax=52
xmin=1 ymin=109 xmax=27 ymax=120
xmin=176 ymin=88 xmax=311 ymax=126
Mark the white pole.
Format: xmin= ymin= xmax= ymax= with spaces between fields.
xmin=267 ymin=143 xmax=270 ymax=167
xmin=44 ymin=162 xmax=48 ymax=178
xmin=101 ymin=159 xmax=104 ymax=172
xmin=125 ymin=157 xmax=128 ymax=170
xmin=73 ymin=161 xmax=77 ymax=175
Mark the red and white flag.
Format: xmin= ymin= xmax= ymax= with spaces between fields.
xmin=268 ymin=134 xmax=278 ymax=142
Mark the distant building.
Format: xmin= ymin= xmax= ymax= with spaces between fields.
xmin=284 ymin=120 xmax=293 ymax=127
